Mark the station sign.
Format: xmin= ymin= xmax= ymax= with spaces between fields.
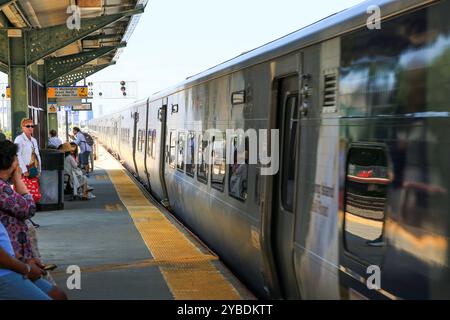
xmin=48 ymin=86 xmax=88 ymax=99
xmin=72 ymin=103 xmax=92 ymax=111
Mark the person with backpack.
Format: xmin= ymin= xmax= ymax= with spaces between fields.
xmin=70 ymin=127 xmax=93 ymax=177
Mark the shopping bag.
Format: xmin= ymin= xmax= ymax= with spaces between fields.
xmin=22 ymin=177 xmax=42 ymax=203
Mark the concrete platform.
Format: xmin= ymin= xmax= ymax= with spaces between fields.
xmin=34 ymin=147 xmax=254 ymax=300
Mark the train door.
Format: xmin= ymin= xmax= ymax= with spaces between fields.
xmin=159 ymin=100 xmax=170 ymax=206
xmin=272 ymin=75 xmax=301 ymax=299
xmin=143 ymin=98 xmax=151 ymax=188
xmin=132 ymin=110 xmax=139 ymax=177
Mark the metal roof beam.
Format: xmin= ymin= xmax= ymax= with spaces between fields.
xmin=26 ymin=5 xmax=144 ymax=64
xmin=45 ymin=42 xmax=126 ymax=83
xmin=48 ymin=62 xmax=116 ymax=87
xmin=83 ymin=33 xmax=122 ymax=41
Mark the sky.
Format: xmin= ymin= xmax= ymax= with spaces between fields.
xmin=2 ymin=0 xmax=367 ymax=118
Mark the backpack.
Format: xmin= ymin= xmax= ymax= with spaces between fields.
xmin=82 ymin=132 xmax=94 ymax=146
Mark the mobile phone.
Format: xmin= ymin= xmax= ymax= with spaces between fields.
xmin=43 ymin=264 xmax=57 ymax=271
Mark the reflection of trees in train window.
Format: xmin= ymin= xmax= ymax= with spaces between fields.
xmin=168 ymin=131 xmax=177 ymax=168
xmin=229 ymin=135 xmax=248 ymax=201
xmin=177 ymin=132 xmax=186 ymax=172
xmin=211 ymin=133 xmax=226 ymax=191
xmin=281 ymin=94 xmax=298 ymax=212
xmin=197 ymin=134 xmax=209 ymax=184
xmin=344 ymin=146 xmax=389 ymax=266
xmin=186 ymin=132 xmax=196 ymax=177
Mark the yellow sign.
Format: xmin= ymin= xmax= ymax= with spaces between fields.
xmin=6 ymin=87 xmax=10 ymax=98
xmin=48 ymin=86 xmax=88 ymax=98
xmin=47 ymin=103 xmax=58 ymax=114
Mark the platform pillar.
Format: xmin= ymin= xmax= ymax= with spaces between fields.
xmin=8 ymin=32 xmax=28 ymax=140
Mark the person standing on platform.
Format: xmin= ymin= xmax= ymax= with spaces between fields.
xmin=14 ymin=119 xmax=41 ymax=228
xmin=14 ymin=119 xmax=41 ymax=180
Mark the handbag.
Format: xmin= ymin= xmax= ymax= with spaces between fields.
xmin=27 ymin=144 xmax=40 ymax=179
xmin=22 ymin=177 xmax=42 ymax=203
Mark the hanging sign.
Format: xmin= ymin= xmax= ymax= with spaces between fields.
xmin=48 ymin=86 xmax=88 ymax=98
xmin=72 ymin=103 xmax=92 ymax=111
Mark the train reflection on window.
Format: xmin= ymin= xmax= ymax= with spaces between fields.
xmin=168 ymin=131 xmax=176 ymax=168
xmin=151 ymin=130 xmax=157 ymax=159
xmin=147 ymin=129 xmax=153 ymax=157
xmin=344 ymin=146 xmax=389 ymax=265
xmin=177 ymin=132 xmax=186 ymax=172
xmin=197 ymin=134 xmax=209 ymax=184
xmin=186 ymin=132 xmax=196 ymax=177
xmin=147 ymin=129 xmax=157 ymax=159
xmin=211 ymin=134 xmax=226 ymax=191
xmin=137 ymin=130 xmax=145 ymax=152
xmin=229 ymin=135 xmax=248 ymax=201
xmin=282 ymin=94 xmax=299 ymax=212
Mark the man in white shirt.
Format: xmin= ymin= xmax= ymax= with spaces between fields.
xmin=14 ymin=119 xmax=41 ymax=178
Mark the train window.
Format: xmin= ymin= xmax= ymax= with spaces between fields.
xmin=177 ymin=132 xmax=186 ymax=172
xmin=211 ymin=133 xmax=226 ymax=191
xmin=152 ymin=130 xmax=157 ymax=159
xmin=197 ymin=134 xmax=209 ymax=184
xmin=229 ymin=135 xmax=248 ymax=201
xmin=344 ymin=146 xmax=389 ymax=266
xmin=138 ymin=130 xmax=145 ymax=152
xmin=186 ymin=132 xmax=196 ymax=177
xmin=168 ymin=131 xmax=177 ymax=168
xmin=149 ymin=130 xmax=154 ymax=157
xmin=281 ymin=94 xmax=299 ymax=212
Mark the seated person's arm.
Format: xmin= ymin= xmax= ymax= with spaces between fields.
xmin=0 ymin=176 xmax=36 ymax=220
xmin=0 ymin=247 xmax=27 ymax=275
xmin=69 ymin=156 xmax=79 ymax=169
xmin=0 ymin=247 xmax=43 ymax=280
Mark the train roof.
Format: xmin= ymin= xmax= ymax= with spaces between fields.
xmin=95 ymin=0 xmax=436 ymax=115
xmin=144 ymin=0 xmax=434 ymax=103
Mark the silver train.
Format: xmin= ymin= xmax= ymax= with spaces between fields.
xmin=89 ymin=0 xmax=450 ymax=299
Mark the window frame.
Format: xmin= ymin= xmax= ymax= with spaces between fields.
xmin=197 ymin=134 xmax=209 ymax=184
xmin=228 ymin=135 xmax=248 ymax=202
xmin=186 ymin=131 xmax=196 ymax=178
xmin=177 ymin=131 xmax=186 ymax=172
xmin=211 ymin=133 xmax=226 ymax=192
xmin=168 ymin=130 xmax=177 ymax=169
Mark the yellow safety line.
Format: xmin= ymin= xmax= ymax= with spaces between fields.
xmin=96 ymin=147 xmax=241 ymax=300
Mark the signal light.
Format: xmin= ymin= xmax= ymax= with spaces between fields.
xmin=120 ymin=80 xmax=126 ymax=97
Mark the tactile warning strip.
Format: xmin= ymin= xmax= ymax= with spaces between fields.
xmin=97 ymin=148 xmax=241 ymax=300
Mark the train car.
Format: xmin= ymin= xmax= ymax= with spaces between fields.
xmin=89 ymin=0 xmax=450 ymax=299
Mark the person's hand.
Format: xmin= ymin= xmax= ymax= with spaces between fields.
xmin=26 ymin=258 xmax=45 ymax=269
xmin=26 ymin=262 xmax=46 ymax=281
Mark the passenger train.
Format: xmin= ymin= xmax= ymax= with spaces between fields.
xmin=89 ymin=0 xmax=450 ymax=299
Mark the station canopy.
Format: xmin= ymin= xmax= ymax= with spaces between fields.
xmin=0 ymin=0 xmax=147 ymax=86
